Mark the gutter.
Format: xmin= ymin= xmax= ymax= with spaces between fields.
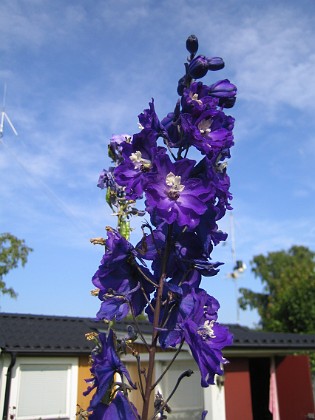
xmin=2 ymin=351 xmax=17 ymax=420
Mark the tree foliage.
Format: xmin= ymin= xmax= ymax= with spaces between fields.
xmin=0 ymin=233 xmax=33 ymax=298
xmin=239 ymin=245 xmax=315 ymax=333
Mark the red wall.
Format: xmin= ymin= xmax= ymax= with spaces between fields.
xmin=276 ymin=355 xmax=315 ymax=420
xmin=224 ymin=358 xmax=253 ymax=420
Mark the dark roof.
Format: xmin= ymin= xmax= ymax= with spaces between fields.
xmin=227 ymin=324 xmax=315 ymax=351
xmin=1 ymin=313 xmax=315 ymax=355
xmin=0 ymin=313 xmax=97 ymax=355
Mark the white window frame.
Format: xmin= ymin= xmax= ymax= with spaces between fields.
xmin=8 ymin=356 xmax=78 ymax=420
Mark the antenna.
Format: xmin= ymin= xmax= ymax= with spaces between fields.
xmin=0 ymin=84 xmax=18 ymax=138
xmin=228 ymin=212 xmax=246 ymax=323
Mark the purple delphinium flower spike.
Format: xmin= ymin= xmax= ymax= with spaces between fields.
xmin=90 ymin=34 xmax=237 ymax=417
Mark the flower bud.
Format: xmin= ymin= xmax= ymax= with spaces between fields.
xmin=207 ymin=57 xmax=225 ymax=71
xmin=177 ymin=76 xmax=187 ymax=96
xmin=219 ymin=96 xmax=236 ymax=108
xmin=186 ymin=34 xmax=199 ymax=55
xmin=188 ymin=55 xmax=209 ymax=79
xmin=209 ymin=79 xmax=237 ymax=98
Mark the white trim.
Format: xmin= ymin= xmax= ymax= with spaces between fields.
xmin=203 ymin=375 xmax=226 ymax=420
xmin=0 ymin=354 xmax=10 ymax=417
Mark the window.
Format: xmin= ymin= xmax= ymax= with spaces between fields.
xmin=158 ymin=359 xmax=204 ymax=420
xmin=9 ymin=357 xmax=78 ymax=420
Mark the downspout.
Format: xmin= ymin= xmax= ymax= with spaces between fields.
xmin=2 ymin=351 xmax=17 ymax=420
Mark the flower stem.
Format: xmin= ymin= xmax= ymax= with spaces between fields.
xmin=141 ymin=225 xmax=173 ymax=420
xmin=151 ymin=340 xmax=184 ymax=388
xmin=151 ymin=369 xmax=194 ymax=419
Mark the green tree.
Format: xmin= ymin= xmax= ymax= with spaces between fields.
xmin=0 ymin=233 xmax=33 ymax=298
xmin=238 ymin=245 xmax=315 ymax=333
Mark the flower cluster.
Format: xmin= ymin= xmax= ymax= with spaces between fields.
xmin=86 ymin=35 xmax=236 ymax=419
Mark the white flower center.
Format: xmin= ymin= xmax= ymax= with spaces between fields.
xmin=166 ymin=172 xmax=185 ymax=193
xmin=189 ymin=92 xmax=202 ymax=105
xmin=198 ymin=118 xmax=212 ymax=135
xmin=216 ymin=162 xmax=228 ymax=173
xmin=198 ymin=320 xmax=216 ymax=340
xmin=130 ymin=151 xmax=152 ymax=171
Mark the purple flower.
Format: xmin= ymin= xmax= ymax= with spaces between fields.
xmin=180 ymin=109 xmax=234 ymax=159
xmin=84 ymin=330 xmax=136 ymax=410
xmin=150 ymin=285 xmax=233 ymax=384
xmin=145 ymin=154 xmax=212 ymax=229
xmin=181 ymin=80 xmax=236 ymax=117
xmin=108 ymin=134 xmax=131 ymax=163
xmin=148 ymin=287 xmax=221 ymax=349
xmin=114 ymin=129 xmax=167 ymax=200
xmin=92 ymin=229 xmax=154 ymax=320
xmin=182 ymin=82 xmax=219 ymax=116
xmin=89 ymin=392 xmax=139 ymax=419
xmin=96 ymin=295 xmax=130 ymax=321
xmin=97 ymin=168 xmax=123 ymax=197
xmin=138 ymin=99 xmax=168 ymax=140
xmin=136 ymin=227 xmax=222 ymax=287
xmin=161 ymin=100 xmax=182 ymax=147
xmin=196 ymin=207 xmax=229 ymax=255
xmin=182 ymin=318 xmax=233 ymax=386
xmin=169 ymin=230 xmax=223 ymax=283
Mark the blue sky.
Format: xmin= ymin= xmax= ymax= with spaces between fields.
xmin=1 ymin=0 xmax=315 ymax=328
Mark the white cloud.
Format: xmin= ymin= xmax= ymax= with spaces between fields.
xmin=222 ymin=8 xmax=315 ymax=112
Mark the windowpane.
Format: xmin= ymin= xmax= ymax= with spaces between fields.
xmin=160 ymin=360 xmax=204 ymax=419
xmin=17 ymin=364 xmax=69 ymax=418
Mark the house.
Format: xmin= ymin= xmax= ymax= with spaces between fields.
xmin=0 ymin=313 xmax=314 ymax=420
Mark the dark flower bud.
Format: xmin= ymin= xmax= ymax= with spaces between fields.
xmin=161 ymin=112 xmax=174 ymax=130
xmin=186 ymin=34 xmax=199 ymax=55
xmin=188 ymin=55 xmax=209 ymax=79
xmin=207 ymin=57 xmax=225 ymax=71
xmin=173 ymin=99 xmax=181 ymax=120
xmin=177 ymin=75 xmax=187 ymax=96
